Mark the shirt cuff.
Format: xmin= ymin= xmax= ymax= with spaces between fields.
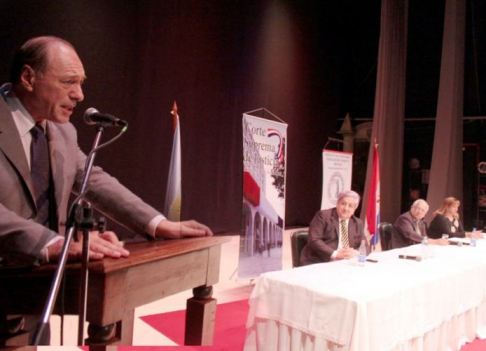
xmin=146 ymin=215 xmax=166 ymax=238
xmin=41 ymin=236 xmax=64 ymax=263
xmin=330 ymin=250 xmax=338 ymax=260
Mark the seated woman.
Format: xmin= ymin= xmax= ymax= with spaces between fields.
xmin=427 ymin=197 xmax=482 ymax=239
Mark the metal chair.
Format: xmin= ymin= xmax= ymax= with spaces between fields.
xmin=379 ymin=222 xmax=393 ymax=251
xmin=290 ymin=230 xmax=308 ymax=267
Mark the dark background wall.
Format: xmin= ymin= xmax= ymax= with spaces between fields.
xmin=1 ymin=0 xmax=486 ymax=235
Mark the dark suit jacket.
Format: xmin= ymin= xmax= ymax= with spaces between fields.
xmin=300 ymin=207 xmax=366 ymax=266
xmin=391 ymin=211 xmax=427 ymax=249
xmin=0 ymin=85 xmax=160 ymax=263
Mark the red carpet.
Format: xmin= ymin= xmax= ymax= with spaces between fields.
xmin=461 ymin=338 xmax=486 ymax=351
xmin=138 ymin=299 xmax=249 ymax=350
xmin=114 ymin=336 xmax=486 ymax=351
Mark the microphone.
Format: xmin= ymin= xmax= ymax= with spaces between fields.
xmin=398 ymin=254 xmax=422 ymax=262
xmin=449 ymin=241 xmax=468 ymax=246
xmin=83 ymin=108 xmax=128 ymax=127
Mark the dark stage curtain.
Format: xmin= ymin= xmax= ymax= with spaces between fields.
xmin=361 ymin=0 xmax=408 ymax=225
xmin=0 ymin=1 xmax=357 ymax=237
xmin=425 ymin=0 xmax=466 ymax=222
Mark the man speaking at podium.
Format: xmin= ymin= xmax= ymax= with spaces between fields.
xmin=0 ymin=36 xmax=213 ymax=266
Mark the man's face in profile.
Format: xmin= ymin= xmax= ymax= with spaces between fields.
xmin=25 ymin=43 xmax=86 ymax=124
xmin=336 ymin=196 xmax=357 ymax=220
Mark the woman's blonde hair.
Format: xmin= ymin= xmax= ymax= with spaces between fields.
xmin=433 ymin=197 xmax=460 ymax=220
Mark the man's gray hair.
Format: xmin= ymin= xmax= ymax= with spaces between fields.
xmin=411 ymin=199 xmax=428 ymax=210
xmin=337 ymin=190 xmax=360 ymax=208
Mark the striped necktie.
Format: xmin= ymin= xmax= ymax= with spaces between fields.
xmin=30 ymin=123 xmax=50 ymax=227
xmin=340 ymin=220 xmax=349 ymax=248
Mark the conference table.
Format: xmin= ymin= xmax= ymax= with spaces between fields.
xmin=245 ymin=239 xmax=486 ymax=351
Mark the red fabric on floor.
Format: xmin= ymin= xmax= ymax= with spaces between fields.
xmin=138 ymin=299 xmax=249 ymax=350
xmin=460 ymin=338 xmax=486 ymax=351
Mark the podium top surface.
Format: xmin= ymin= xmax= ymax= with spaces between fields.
xmin=0 ymin=235 xmax=232 ymax=277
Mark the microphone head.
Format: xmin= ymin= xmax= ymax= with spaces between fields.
xmin=83 ymin=107 xmax=128 ymax=127
xmin=84 ymin=107 xmax=99 ymax=125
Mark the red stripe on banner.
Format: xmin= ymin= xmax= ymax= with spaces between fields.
xmin=366 ymin=142 xmax=380 ymax=235
xmin=243 ymin=171 xmax=260 ymax=206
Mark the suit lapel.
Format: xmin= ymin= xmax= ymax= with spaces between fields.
xmin=0 ymin=101 xmax=36 ymax=206
xmin=330 ymin=209 xmax=339 ymax=239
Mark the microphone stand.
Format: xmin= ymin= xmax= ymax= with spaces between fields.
xmin=77 ymin=211 xmax=106 ymax=346
xmin=77 ymin=204 xmax=94 ymax=346
xmin=33 ymin=123 xmax=108 ymax=345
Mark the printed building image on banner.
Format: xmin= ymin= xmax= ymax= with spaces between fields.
xmin=321 ymin=149 xmax=353 ymax=210
xmin=240 ymin=113 xmax=287 ymax=279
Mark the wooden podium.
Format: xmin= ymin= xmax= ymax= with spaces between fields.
xmin=0 ymin=236 xmax=231 ymax=346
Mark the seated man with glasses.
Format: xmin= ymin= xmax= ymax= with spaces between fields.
xmin=392 ymin=199 xmax=448 ymax=249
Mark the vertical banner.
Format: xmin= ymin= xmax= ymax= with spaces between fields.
xmin=321 ymin=149 xmax=353 ymax=210
xmin=240 ymin=112 xmax=287 ymax=279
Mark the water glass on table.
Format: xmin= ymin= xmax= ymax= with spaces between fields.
xmin=470 ymin=227 xmax=477 ymax=246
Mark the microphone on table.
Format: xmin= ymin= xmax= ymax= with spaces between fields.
xmin=84 ymin=108 xmax=128 ymax=127
xmin=449 ymin=241 xmax=468 ymax=246
xmin=399 ymin=254 xmax=422 ymax=262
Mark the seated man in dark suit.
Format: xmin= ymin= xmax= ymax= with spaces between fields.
xmin=392 ymin=199 xmax=448 ymax=249
xmin=300 ymin=190 xmax=368 ymax=266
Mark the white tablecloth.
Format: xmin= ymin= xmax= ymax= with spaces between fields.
xmin=244 ymin=241 xmax=486 ymax=351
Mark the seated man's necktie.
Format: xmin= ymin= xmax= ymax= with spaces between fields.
xmin=340 ymin=220 xmax=350 ymax=248
xmin=30 ymin=124 xmax=50 ymax=227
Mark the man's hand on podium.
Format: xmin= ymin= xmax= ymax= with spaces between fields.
xmin=155 ymin=220 xmax=213 ymax=239
xmin=47 ymin=231 xmax=130 ymax=262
